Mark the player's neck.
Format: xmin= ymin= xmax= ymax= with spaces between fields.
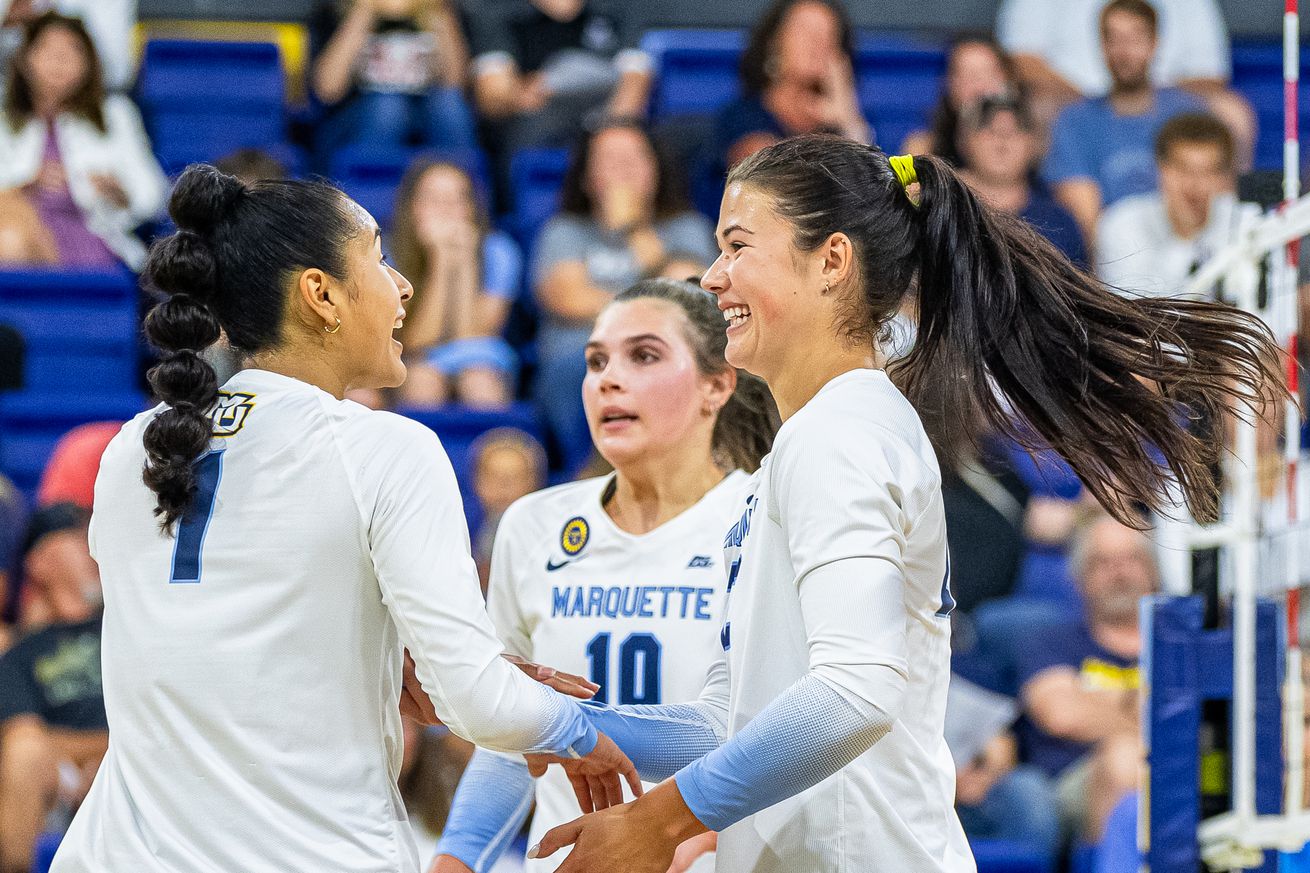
xmin=245 ymin=344 xmax=349 ymax=399
xmin=606 ymin=454 xmax=726 ymax=536
xmin=768 ymin=343 xmax=880 ymax=421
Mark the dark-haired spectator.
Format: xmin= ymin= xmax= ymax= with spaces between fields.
xmin=0 ymin=503 xmax=105 ymax=873
xmin=390 ymin=158 xmax=522 ymax=409
xmin=958 ymin=95 xmax=1087 ymax=266
xmin=1041 ymin=0 xmax=1204 ymax=248
xmin=0 ymin=0 xmax=136 ymax=91
xmin=713 ymin=0 xmax=870 ymax=172
xmin=0 ymin=474 xmax=24 ymax=651
xmin=997 ymin=0 xmax=1254 ymax=161
xmin=533 ymin=118 xmax=715 ymax=472
xmin=1016 ymin=513 xmax=1155 ymax=842
xmin=214 ymin=147 xmax=289 ymax=184
xmin=1098 ymin=112 xmax=1253 ymax=299
xmin=901 ymin=37 xmax=1021 ymax=167
xmin=0 ymin=12 xmax=167 ymax=270
xmin=312 ymin=0 xmax=476 ymax=154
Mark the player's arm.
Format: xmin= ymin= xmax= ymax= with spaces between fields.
xmin=356 ymin=419 xmax=618 ymax=764
xmin=432 ymin=750 xmax=536 ymax=873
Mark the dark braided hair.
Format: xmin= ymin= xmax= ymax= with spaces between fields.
xmin=727 ymin=135 xmax=1286 ymax=525
xmin=142 ymin=164 xmax=361 ymax=530
xmin=611 ymin=279 xmax=778 ymax=473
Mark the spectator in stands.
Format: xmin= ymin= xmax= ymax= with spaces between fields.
xmin=901 ymin=36 xmax=1021 ymax=167
xmin=466 ymin=0 xmax=650 ymax=206
xmin=957 ymin=94 xmax=1087 ymax=265
xmin=997 ymin=0 xmax=1255 ymax=168
xmin=0 ymin=12 xmax=167 ymax=270
xmin=36 ymin=421 xmax=120 ymax=511
xmin=469 ymin=427 xmax=547 ymax=585
xmin=214 ymin=147 xmax=289 ymax=184
xmin=533 ymin=118 xmax=715 ymax=472
xmin=1098 ymin=112 xmax=1252 ymax=299
xmin=657 ymin=250 xmax=709 ymax=282
xmin=12 ymin=502 xmax=99 ymax=633
xmin=1016 ymin=512 xmax=1155 ymax=842
xmin=0 ymin=0 xmax=136 ymax=91
xmin=713 ymin=0 xmax=870 ymax=172
xmin=1041 ymin=0 xmax=1205 ymax=248
xmin=400 ymin=719 xmax=471 ymax=861
xmin=0 ymin=503 xmax=105 ymax=873
xmin=312 ymin=0 xmax=476 ymax=155
xmin=391 ymin=157 xmax=522 ymax=408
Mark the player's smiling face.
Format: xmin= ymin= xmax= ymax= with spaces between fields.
xmin=336 ymin=209 xmax=414 ymax=391
xmin=582 ymin=298 xmax=726 ymax=468
xmin=702 ymin=183 xmax=834 ymax=384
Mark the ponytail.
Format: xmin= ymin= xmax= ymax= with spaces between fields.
xmin=728 ymin=136 xmax=1285 ymax=525
xmin=896 ymin=154 xmax=1281 ymax=522
xmin=612 ymin=279 xmax=779 ymax=473
xmin=140 ymin=169 xmax=240 ymax=530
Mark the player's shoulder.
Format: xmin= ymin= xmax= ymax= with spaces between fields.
xmin=774 ymin=370 xmax=938 ymax=486
xmin=500 ymin=476 xmax=609 ymax=535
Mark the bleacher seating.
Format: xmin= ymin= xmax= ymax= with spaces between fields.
xmin=507 ymin=147 xmax=572 ymax=246
xmin=1230 ymin=38 xmax=1310 ymax=172
xmin=137 ymin=39 xmax=288 ymax=174
xmin=0 ymin=270 xmax=146 ymax=496
xmin=971 ymin=839 xmax=1055 ymax=873
xmin=329 ymin=145 xmax=425 ymax=229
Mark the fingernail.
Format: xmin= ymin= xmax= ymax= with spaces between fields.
xmin=526 ymin=843 xmax=541 ymax=859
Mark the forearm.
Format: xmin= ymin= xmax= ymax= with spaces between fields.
xmin=539 ymin=275 xmax=613 ymax=321
xmin=607 ymin=69 xmax=651 ymax=118
xmin=436 ymin=750 xmax=536 ymax=873
xmin=313 ymin=9 xmax=371 ymax=103
xmin=673 ymin=670 xmax=901 ymax=831
xmin=581 ymin=700 xmax=726 ymax=782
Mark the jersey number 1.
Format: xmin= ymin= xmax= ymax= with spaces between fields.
xmin=170 ymin=451 xmax=224 ymax=584
xmin=585 ymin=632 xmax=661 ymax=705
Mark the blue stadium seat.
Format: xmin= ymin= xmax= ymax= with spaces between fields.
xmin=0 ymin=391 xmax=144 ymax=495
xmin=642 ymin=29 xmax=746 ymax=121
xmin=137 ymin=40 xmax=287 ymax=174
xmin=1230 ymin=38 xmax=1310 ymax=171
xmin=508 ymin=147 xmax=572 ymax=246
xmin=0 ymin=270 xmax=139 ymax=393
xmin=970 ymin=839 xmax=1055 ymax=873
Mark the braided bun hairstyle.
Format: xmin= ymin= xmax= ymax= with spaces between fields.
xmin=141 ymin=164 xmax=360 ymax=530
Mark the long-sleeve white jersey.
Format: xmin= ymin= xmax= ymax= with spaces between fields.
xmin=699 ymin=367 xmax=974 ymax=872
xmin=485 ymin=471 xmax=746 ymax=873
xmin=52 ymin=369 xmax=596 ymax=873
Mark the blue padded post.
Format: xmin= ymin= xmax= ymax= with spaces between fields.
xmin=1144 ymin=596 xmax=1281 ymax=873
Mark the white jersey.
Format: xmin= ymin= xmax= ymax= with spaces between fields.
xmin=54 ymin=369 xmax=595 ymax=873
xmin=715 ymin=369 xmax=973 ymax=873
xmin=488 ymin=472 xmax=748 ymax=873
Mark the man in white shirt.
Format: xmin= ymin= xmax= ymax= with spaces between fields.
xmin=1097 ymin=112 xmax=1254 ymax=300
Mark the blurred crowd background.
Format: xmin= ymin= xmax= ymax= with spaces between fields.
xmin=0 ymin=1 xmax=1307 ymax=872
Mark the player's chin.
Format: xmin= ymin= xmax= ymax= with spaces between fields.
xmin=374 ymin=355 xmax=408 ymax=391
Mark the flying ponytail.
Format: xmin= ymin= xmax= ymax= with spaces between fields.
xmin=728 ymin=136 xmax=1285 ymax=525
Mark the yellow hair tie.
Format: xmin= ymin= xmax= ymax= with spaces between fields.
xmin=889 ymin=154 xmax=917 ymax=190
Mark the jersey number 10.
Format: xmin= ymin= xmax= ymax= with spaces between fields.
xmin=585 ymin=632 xmax=661 ymax=706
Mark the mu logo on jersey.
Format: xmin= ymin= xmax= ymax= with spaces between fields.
xmin=687 ymin=555 xmax=714 ymax=569
xmin=211 ymin=392 xmax=256 ymax=437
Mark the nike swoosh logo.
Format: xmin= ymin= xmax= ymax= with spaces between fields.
xmin=545 ymin=558 xmax=572 ymax=572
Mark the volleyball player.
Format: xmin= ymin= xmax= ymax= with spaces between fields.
xmin=50 ymin=165 xmax=636 ymax=873
xmin=430 ymin=279 xmax=777 ymax=873
xmin=524 ymin=136 xmax=1285 ymax=872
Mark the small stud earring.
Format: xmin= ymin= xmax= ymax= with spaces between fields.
xmin=325 ymin=318 xmax=342 ymax=334
xmin=824 ymin=280 xmax=831 ymax=294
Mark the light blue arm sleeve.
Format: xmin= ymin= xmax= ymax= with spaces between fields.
xmin=434 ymin=750 xmax=535 ymax=873
xmin=673 ymin=672 xmax=897 ymax=832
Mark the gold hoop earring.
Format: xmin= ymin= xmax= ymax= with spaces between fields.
xmin=324 ymin=318 xmax=342 ymax=335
